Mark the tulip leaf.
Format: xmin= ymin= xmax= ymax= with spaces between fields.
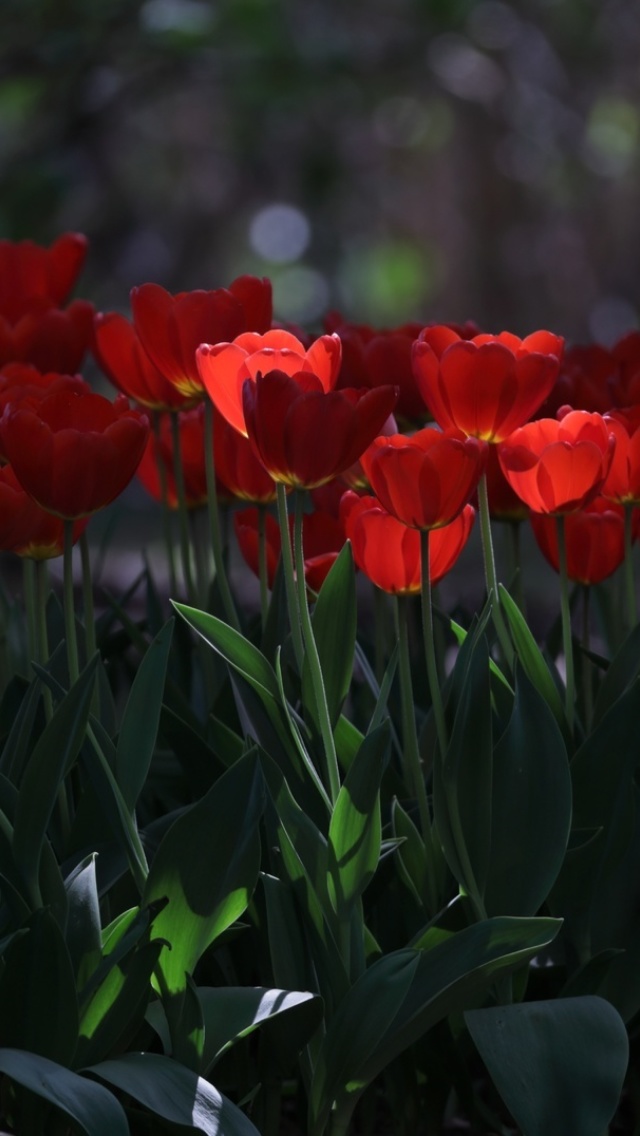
xmin=143 ymin=752 xmax=265 ymax=993
xmin=465 ymin=996 xmax=628 ymax=1136
xmin=499 ymin=585 xmax=569 ymax=735
xmin=261 ymin=873 xmax=314 ymax=996
xmin=593 ymin=621 xmax=640 ymax=725
xmin=12 ymin=654 xmax=98 ymax=904
xmin=0 ymin=1049 xmax=129 ymax=1136
xmin=172 ymin=602 xmax=279 ymax=700
xmin=327 ymin=723 xmax=388 ymax=918
xmin=303 ymin=542 xmax=356 ymax=730
xmin=0 ymin=673 xmax=41 ymax=783
xmin=309 ymin=915 xmax=561 ymax=1136
xmin=65 ymin=854 xmax=102 ymax=986
xmin=392 ymin=798 xmax=430 ymax=909
xmin=76 ymin=939 xmax=164 ymax=1068
xmin=116 ymin=618 xmax=174 ymax=810
xmin=484 ymin=667 xmax=572 ymax=916
xmin=88 ymin=1052 xmax=261 ymax=1135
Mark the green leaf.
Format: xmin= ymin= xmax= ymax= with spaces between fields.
xmin=484 ymin=668 xmax=572 ymax=916
xmin=12 ymin=654 xmax=98 ymax=904
xmin=391 ymin=798 xmax=429 ymax=909
xmin=66 ymin=854 xmax=102 ymax=986
xmin=302 ymin=542 xmax=356 ymax=730
xmin=76 ymin=939 xmax=163 ymax=1068
xmin=0 ymin=674 xmax=41 ymax=783
xmin=87 ymin=1051 xmax=261 ymax=1135
xmin=327 ymin=724 xmax=388 ymax=918
xmin=0 ymin=1049 xmax=129 ymax=1136
xmin=465 ymin=996 xmax=628 ymax=1136
xmin=173 ymin=602 xmax=279 ymax=700
xmin=499 ymin=585 xmax=568 ymax=735
xmin=188 ymin=986 xmax=322 ymax=1074
xmin=594 ymin=621 xmax=640 ymax=724
xmin=116 ymin=618 xmax=174 ymax=810
xmin=143 ymin=752 xmax=265 ymax=993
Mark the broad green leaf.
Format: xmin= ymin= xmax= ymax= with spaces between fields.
xmin=334 ymin=713 xmax=364 ymax=773
xmin=188 ymin=986 xmax=322 ymax=1074
xmin=485 ymin=668 xmax=572 ymax=916
xmin=449 ymin=618 xmax=513 ymax=694
xmin=465 ymin=996 xmax=628 ymax=1136
xmin=327 ymin=724 xmax=388 ymax=918
xmin=593 ymin=621 xmax=640 ymax=724
xmin=0 ymin=1049 xmax=128 ymax=1136
xmin=144 ymin=752 xmax=265 ymax=993
xmin=261 ymin=873 xmax=313 ymax=996
xmin=0 ymin=908 xmax=78 ymax=1065
xmin=173 ymin=602 xmax=279 ymax=700
xmin=12 ymin=654 xmax=98 ymax=904
xmin=391 ymin=798 xmax=429 ymax=909
xmin=76 ymin=939 xmax=163 ymax=1067
xmin=88 ymin=1051 xmax=261 ymax=1135
xmin=302 ymin=542 xmax=356 ymax=730
xmin=80 ymin=725 xmax=149 ymax=891
xmin=116 ymin=618 xmax=174 ymax=810
xmin=310 ymin=916 xmax=561 ymax=1135
xmin=65 ymin=854 xmax=102 ymax=986
xmin=499 ymin=585 xmax=568 ymax=735
xmin=0 ymin=674 xmax=40 ymax=783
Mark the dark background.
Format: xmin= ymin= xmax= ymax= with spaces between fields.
xmin=3 ymin=0 xmax=639 ymax=342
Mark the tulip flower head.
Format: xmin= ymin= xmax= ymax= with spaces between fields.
xmin=530 ymin=498 xmax=626 ymax=585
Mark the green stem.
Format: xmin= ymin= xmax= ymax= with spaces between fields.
xmin=556 ymin=515 xmax=575 ymax=735
xmin=152 ymin=410 xmax=178 ymax=597
xmin=63 ymin=521 xmax=80 ymax=687
xmin=477 ymin=471 xmax=514 ymax=669
xmin=80 ymin=532 xmax=97 ymax=663
xmin=276 ymin=483 xmax=304 ymax=670
xmin=420 ymin=529 xmax=448 ymax=763
xmin=582 ymin=584 xmax=593 ymax=733
xmin=204 ymin=397 xmax=240 ymax=629
xmin=624 ymin=503 xmax=637 ymax=630
xmin=394 ymin=594 xmax=438 ymax=915
xmin=170 ymin=410 xmax=196 ymax=602
xmin=34 ymin=559 xmax=53 ymax=723
xmin=22 ymin=558 xmax=38 ymax=673
xmin=257 ymin=504 xmax=269 ymax=632
xmin=294 ymin=491 xmax=341 ymax=804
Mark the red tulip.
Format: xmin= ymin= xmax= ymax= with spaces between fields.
xmin=536 ymin=343 xmax=617 ymax=418
xmin=498 ymin=409 xmax=616 ymax=515
xmin=197 ymin=328 xmax=342 ymax=436
xmin=234 ymin=508 xmax=281 ymax=590
xmin=412 ymin=327 xmax=564 ymax=442
xmin=93 ymin=311 xmax=191 ymax=410
xmin=0 ymin=465 xmax=87 ymax=559
xmin=136 ymin=407 xmax=211 ymax=509
xmin=483 ymin=443 xmax=529 ymax=522
xmin=0 ymin=386 xmax=149 ymax=519
xmin=242 ymin=369 xmax=398 ymax=490
xmin=0 ymin=299 xmax=94 ymax=373
xmin=361 ymin=426 xmax=487 ymax=530
xmin=601 ymin=410 xmax=640 ymax=505
xmin=340 ymin=491 xmax=475 ymax=594
xmin=213 ymin=411 xmax=277 ymax=503
xmin=0 ymin=232 xmax=88 ymax=324
xmin=130 ymin=276 xmax=272 ymax=400
xmin=530 ymin=498 xmax=626 ymax=584
xmin=0 ymin=366 xmax=89 ymax=461
xmin=234 ymin=505 xmax=344 ymax=592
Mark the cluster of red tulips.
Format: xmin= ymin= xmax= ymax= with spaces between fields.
xmin=0 ymin=230 xmax=639 ymax=623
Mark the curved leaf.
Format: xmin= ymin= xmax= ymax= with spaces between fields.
xmin=116 ymin=618 xmax=174 ymax=810
xmin=0 ymin=1048 xmax=128 ymax=1136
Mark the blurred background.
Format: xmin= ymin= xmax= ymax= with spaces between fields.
xmin=2 ymin=0 xmax=640 ymax=342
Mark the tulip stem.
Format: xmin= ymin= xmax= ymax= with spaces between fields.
xmin=582 ymin=585 xmax=593 ymax=732
xmin=420 ymin=530 xmax=448 ymax=763
xmin=624 ymin=503 xmax=637 ymax=630
xmin=35 ymin=559 xmax=53 ymax=724
xmin=170 ymin=411 xmax=196 ymax=603
xmin=257 ymin=505 xmax=269 ymax=631
xmin=80 ymin=532 xmax=97 ymax=663
xmin=477 ymin=471 xmax=514 ymax=670
xmin=294 ymin=492 xmax=341 ymax=804
xmin=22 ymin=558 xmax=38 ymax=673
xmin=63 ymin=520 xmax=80 ymax=687
xmin=152 ymin=411 xmax=178 ymax=598
xmin=394 ymin=594 xmax=438 ymax=916
xmin=556 ymin=515 xmax=575 ymax=734
xmin=276 ymin=484 xmax=304 ymax=670
xmin=204 ymin=398 xmax=240 ymax=630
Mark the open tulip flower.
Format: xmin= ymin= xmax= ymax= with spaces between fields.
xmin=130 ymin=276 xmax=272 ymax=400
xmin=0 ymin=385 xmax=149 ymax=519
xmin=0 ymin=232 xmax=88 ymax=325
xmin=498 ymin=409 xmax=616 ymax=515
xmin=94 ymin=311 xmax=192 ymax=411
xmin=0 ymin=464 xmax=87 ymax=559
xmin=601 ymin=410 xmax=640 ymax=505
xmin=361 ymin=425 xmax=487 ymax=530
xmin=196 ymin=327 xmax=342 ymax=436
xmin=341 ymin=491 xmax=475 ymax=594
xmin=242 ymin=369 xmax=398 ymax=489
xmin=412 ymin=326 xmax=564 ymax=442
xmin=530 ymin=497 xmax=626 ymax=585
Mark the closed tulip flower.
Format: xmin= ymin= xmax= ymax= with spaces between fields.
xmin=213 ymin=410 xmax=277 ymax=503
xmin=412 ymin=326 xmax=563 ymax=442
xmin=0 ymin=386 xmax=149 ymax=519
xmin=0 ymin=299 xmax=95 ymax=373
xmin=498 ymin=410 xmax=616 ymax=515
xmin=0 ymin=464 xmax=87 ymax=559
xmin=361 ymin=426 xmax=487 ymax=530
xmin=197 ymin=328 xmax=342 ymax=436
xmin=242 ymin=369 xmax=398 ymax=490
xmin=0 ymin=232 xmax=88 ymax=324
xmin=601 ymin=410 xmax=640 ymax=505
xmin=530 ymin=498 xmax=626 ymax=585
xmin=94 ymin=311 xmax=191 ymax=411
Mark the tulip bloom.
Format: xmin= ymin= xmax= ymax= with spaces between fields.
xmin=0 ymin=232 xmax=88 ymax=324
xmin=213 ymin=411 xmax=277 ymax=503
xmin=0 ymin=299 xmax=94 ymax=373
xmin=498 ymin=410 xmax=616 ymax=515
xmin=484 ymin=443 xmax=529 ymax=522
xmin=0 ymin=386 xmax=149 ymax=519
xmin=136 ymin=407 xmax=211 ymax=509
xmin=601 ymin=411 xmax=640 ymax=505
xmin=341 ymin=491 xmax=475 ymax=594
xmin=536 ymin=343 xmax=616 ymax=419
xmin=0 ymin=465 xmax=87 ymax=559
xmin=130 ymin=276 xmax=272 ymax=400
xmin=94 ymin=311 xmax=191 ymax=410
xmin=530 ymin=499 xmax=626 ymax=585
xmin=242 ymin=369 xmax=398 ymax=490
xmin=361 ymin=426 xmax=487 ymax=530
xmin=234 ymin=505 xmax=345 ymax=592
xmin=412 ymin=327 xmax=563 ymax=442
xmin=197 ymin=328 xmax=342 ymax=436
